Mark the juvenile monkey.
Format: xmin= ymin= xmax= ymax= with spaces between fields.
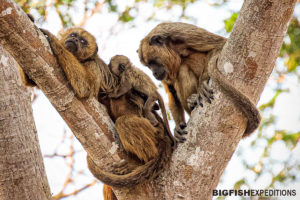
xmin=40 ymin=28 xmax=175 ymax=190
xmin=108 ymin=55 xmax=172 ymax=137
xmin=138 ymin=22 xmax=261 ymax=138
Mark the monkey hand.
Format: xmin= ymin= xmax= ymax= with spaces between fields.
xmin=174 ymin=122 xmax=187 ymax=143
xmin=40 ymin=28 xmax=64 ymax=55
xmin=187 ymin=79 xmax=214 ymax=110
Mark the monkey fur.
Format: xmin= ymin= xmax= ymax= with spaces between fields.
xmin=138 ymin=22 xmax=261 ymax=137
xmin=41 ymin=28 xmax=175 ymax=189
xmin=108 ymin=55 xmax=173 ymax=141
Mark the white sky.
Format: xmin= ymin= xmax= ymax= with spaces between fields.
xmin=29 ymin=0 xmax=300 ymax=199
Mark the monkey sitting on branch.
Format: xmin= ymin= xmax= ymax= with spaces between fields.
xmin=39 ymin=27 xmax=176 ymax=189
xmin=108 ymin=55 xmax=174 ymax=141
xmin=138 ymin=22 xmax=261 ymax=138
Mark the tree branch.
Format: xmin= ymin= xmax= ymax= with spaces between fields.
xmin=0 ymin=0 xmax=126 ymax=171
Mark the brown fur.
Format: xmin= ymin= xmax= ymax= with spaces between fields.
xmin=103 ymin=185 xmax=118 ymax=200
xmin=138 ymin=22 xmax=261 ymax=137
xmin=108 ymin=55 xmax=173 ymax=143
xmin=40 ymin=28 xmax=174 ymax=191
xmin=18 ymin=65 xmax=36 ymax=87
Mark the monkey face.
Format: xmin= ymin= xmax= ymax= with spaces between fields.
xmin=109 ymin=55 xmax=130 ymax=76
xmin=138 ymin=34 xmax=181 ymax=81
xmin=59 ymin=28 xmax=98 ymax=62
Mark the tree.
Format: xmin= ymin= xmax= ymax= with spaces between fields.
xmin=0 ymin=0 xmax=297 ymax=199
xmin=0 ymin=45 xmax=51 ymax=199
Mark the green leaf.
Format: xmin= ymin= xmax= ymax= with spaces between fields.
xmin=224 ymin=12 xmax=238 ymax=33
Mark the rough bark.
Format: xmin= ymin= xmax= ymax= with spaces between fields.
xmin=0 ymin=0 xmax=297 ymax=199
xmin=0 ymin=45 xmax=51 ymax=200
xmin=0 ymin=0 xmax=127 ymax=172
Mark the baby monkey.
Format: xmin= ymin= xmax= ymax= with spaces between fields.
xmin=109 ymin=55 xmax=171 ymax=136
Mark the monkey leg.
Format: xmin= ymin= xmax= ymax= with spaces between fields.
xmin=187 ymin=79 xmax=214 ymax=111
xmin=115 ymin=114 xmax=158 ymax=163
xmin=143 ymin=96 xmax=159 ymax=127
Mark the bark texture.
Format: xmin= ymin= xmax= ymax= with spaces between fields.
xmin=0 ymin=0 xmax=297 ymax=199
xmin=0 ymin=0 xmax=127 ymax=172
xmin=0 ymin=45 xmax=51 ymax=200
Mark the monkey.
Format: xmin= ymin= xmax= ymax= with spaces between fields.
xmin=108 ymin=55 xmax=173 ymax=140
xmin=40 ymin=28 xmax=175 ymax=191
xmin=138 ymin=22 xmax=261 ymax=138
xmin=40 ymin=27 xmax=102 ymax=98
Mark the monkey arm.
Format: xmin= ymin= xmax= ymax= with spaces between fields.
xmin=109 ymin=79 xmax=132 ymax=98
xmin=40 ymin=29 xmax=91 ymax=98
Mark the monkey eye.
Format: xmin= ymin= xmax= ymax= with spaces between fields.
xmin=70 ymin=33 xmax=77 ymax=37
xmin=80 ymin=38 xmax=87 ymax=45
xmin=149 ymin=35 xmax=163 ymax=46
xmin=148 ymin=60 xmax=157 ymax=66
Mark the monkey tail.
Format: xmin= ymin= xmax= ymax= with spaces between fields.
xmin=156 ymin=92 xmax=176 ymax=146
xmin=207 ymin=54 xmax=261 ymax=137
xmin=87 ymin=136 xmax=173 ymax=188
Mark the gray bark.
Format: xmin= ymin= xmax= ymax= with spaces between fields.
xmin=0 ymin=0 xmax=297 ymax=199
xmin=0 ymin=45 xmax=51 ymax=200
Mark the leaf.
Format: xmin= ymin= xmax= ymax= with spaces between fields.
xmin=224 ymin=12 xmax=238 ymax=33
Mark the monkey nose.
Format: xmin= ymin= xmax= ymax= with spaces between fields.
xmin=65 ymin=40 xmax=78 ymax=53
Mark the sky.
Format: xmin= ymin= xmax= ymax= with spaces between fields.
xmin=28 ymin=0 xmax=300 ymax=199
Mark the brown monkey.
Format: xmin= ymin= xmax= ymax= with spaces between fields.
xmin=138 ymin=22 xmax=261 ymax=138
xmin=40 ymin=28 xmax=102 ymax=98
xmin=108 ymin=55 xmax=172 ymax=138
xmin=40 ymin=28 xmax=175 ymax=190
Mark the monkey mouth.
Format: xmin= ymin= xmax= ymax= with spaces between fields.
xmin=154 ymin=71 xmax=166 ymax=80
xmin=65 ymin=40 xmax=78 ymax=53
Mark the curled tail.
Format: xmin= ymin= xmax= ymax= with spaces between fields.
xmin=87 ymin=113 xmax=174 ymax=188
xmin=87 ymin=136 xmax=173 ymax=188
xmin=208 ymin=55 xmax=261 ymax=137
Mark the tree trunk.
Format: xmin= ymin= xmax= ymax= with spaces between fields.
xmin=0 ymin=45 xmax=51 ymax=200
xmin=0 ymin=0 xmax=297 ymax=199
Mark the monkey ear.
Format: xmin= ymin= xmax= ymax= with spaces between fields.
xmin=149 ymin=35 xmax=164 ymax=46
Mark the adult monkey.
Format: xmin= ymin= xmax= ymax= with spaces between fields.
xmin=39 ymin=28 xmax=175 ymax=200
xmin=138 ymin=22 xmax=261 ymax=138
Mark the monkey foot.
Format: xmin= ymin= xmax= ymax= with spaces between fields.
xmin=174 ymin=122 xmax=187 ymax=143
xmin=187 ymin=79 xmax=214 ymax=111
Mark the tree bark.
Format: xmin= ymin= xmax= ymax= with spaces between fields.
xmin=0 ymin=45 xmax=51 ymax=200
xmin=0 ymin=0 xmax=297 ymax=199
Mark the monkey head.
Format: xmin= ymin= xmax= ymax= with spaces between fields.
xmin=59 ymin=27 xmax=98 ymax=62
xmin=138 ymin=23 xmax=198 ymax=81
xmin=109 ymin=55 xmax=131 ymax=76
